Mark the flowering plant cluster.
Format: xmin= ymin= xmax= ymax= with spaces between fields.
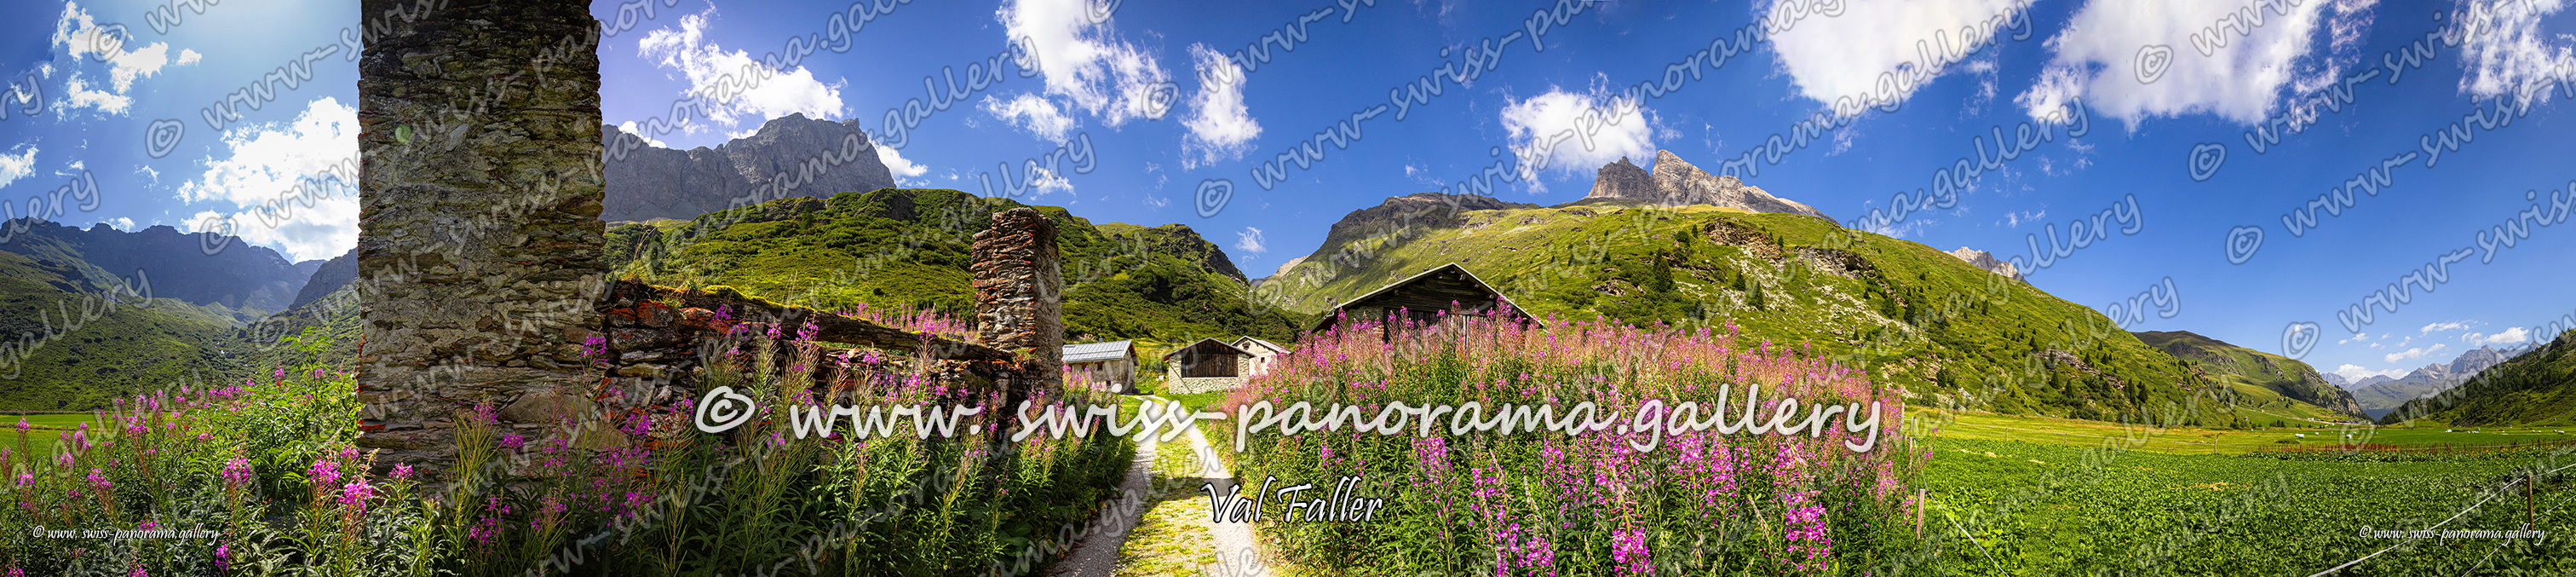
xmin=1221 ymin=308 xmax=1924 ymax=575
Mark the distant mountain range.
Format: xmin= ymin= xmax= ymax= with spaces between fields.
xmin=2341 ymin=345 xmax=2523 ymax=419
xmin=0 ymin=219 xmax=296 ymax=409
xmin=0 ymin=220 xmax=313 ymax=316
xmin=601 ymin=113 xmax=897 ymax=222
xmin=2382 ymin=331 xmax=2576 ymax=426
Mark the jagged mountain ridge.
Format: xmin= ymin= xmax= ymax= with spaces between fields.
xmin=1564 ymin=150 xmax=1833 ymax=220
xmin=2382 ymin=330 xmax=2576 ymax=426
xmin=2344 ymin=345 xmax=2519 ymax=419
xmin=0 ymin=219 xmax=310 ymax=315
xmin=602 ymin=113 xmax=898 ymax=222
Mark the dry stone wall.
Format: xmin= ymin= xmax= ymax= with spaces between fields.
xmin=353 ymin=0 xmax=608 ymax=478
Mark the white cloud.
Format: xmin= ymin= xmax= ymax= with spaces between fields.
xmin=106 ymin=217 xmax=133 ymax=231
xmin=50 ymin=1 xmax=197 ymax=115
xmin=2333 ymin=364 xmax=2406 ymax=382
xmin=1769 ymin=0 xmax=2033 ymax=113
xmin=2421 ymin=320 xmax=2476 ymax=334
xmin=1234 ymin=226 xmax=1267 ymax=256
xmin=2013 ymin=0 xmax=2368 ymax=128
xmin=173 ymin=97 xmax=359 ymax=262
xmin=1023 ymin=166 xmax=1073 ymax=196
xmin=638 ymin=7 xmax=846 ymax=135
xmin=1182 ymin=43 xmax=1261 ymax=169
xmin=2338 ymin=331 xmax=2377 ymax=344
xmin=135 ymin=164 xmax=158 ymax=183
xmin=2452 ymin=0 xmax=2574 ymax=103
xmin=616 ymin=122 xmax=670 ymax=148
xmin=998 ymin=0 xmax=1172 ymax=126
xmin=2463 ymin=326 xmax=2530 ymax=346
xmin=875 ymin=144 xmax=929 ymax=187
xmin=0 ymin=146 xmax=36 ymax=188
xmin=979 ymin=93 xmax=1078 ymax=141
xmin=2385 ymin=343 xmax=2450 ymax=363
xmin=1501 ymin=80 xmax=1659 ymax=189
xmin=2005 ymin=210 xmax=2046 ymax=228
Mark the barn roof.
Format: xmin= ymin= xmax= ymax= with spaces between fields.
xmin=1233 ymin=336 xmax=1288 ymax=355
xmin=1061 ymin=340 xmax=1134 ymax=364
xmin=1159 ymin=338 xmax=1249 ymax=360
xmin=1312 ymin=263 xmax=1536 ymax=332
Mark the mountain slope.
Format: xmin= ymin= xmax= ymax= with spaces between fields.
xmin=604 ymin=188 xmax=1303 ymax=344
xmin=1268 ymin=197 xmax=2243 ymax=423
xmin=1565 ymin=150 xmax=1831 ymax=220
xmin=2381 ymin=330 xmax=2576 ymax=426
xmin=2134 ymin=330 xmax=2366 ymax=420
xmin=0 ymin=249 xmax=245 ymax=410
xmin=0 ymin=219 xmax=309 ymax=317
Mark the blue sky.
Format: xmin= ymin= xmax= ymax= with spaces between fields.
xmin=1 ymin=0 xmax=2571 ymax=382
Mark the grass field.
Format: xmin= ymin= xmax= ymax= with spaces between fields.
xmin=4 ymin=413 xmax=106 ymax=456
xmin=1917 ymin=410 xmax=2576 ymax=574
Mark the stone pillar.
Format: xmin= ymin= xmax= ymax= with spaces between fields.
xmin=353 ymin=0 xmax=607 ymax=479
xmin=971 ymin=208 xmax=1063 ymax=390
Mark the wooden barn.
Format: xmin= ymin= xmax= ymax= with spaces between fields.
xmin=1161 ymin=338 xmax=1251 ymax=378
xmin=1061 ymin=340 xmax=1138 ymax=392
xmin=1312 ymin=263 xmax=1538 ymax=336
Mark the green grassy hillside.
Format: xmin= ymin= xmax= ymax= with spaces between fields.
xmin=2135 ymin=330 xmax=2366 ymax=421
xmin=1268 ymin=200 xmax=2280 ymax=424
xmin=0 ymin=249 xmax=245 ymax=411
xmin=605 ymin=188 xmax=1303 ymax=345
xmin=2382 ymin=329 xmax=2576 ymax=426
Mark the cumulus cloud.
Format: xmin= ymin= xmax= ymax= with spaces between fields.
xmin=2013 ymin=0 xmax=2372 ymax=128
xmin=2452 ymin=0 xmax=2575 ymax=103
xmin=49 ymin=1 xmax=197 ymax=115
xmin=1768 ymin=0 xmax=2033 ymax=113
xmin=980 ymin=93 xmax=1078 ymax=141
xmin=2333 ymin=364 xmax=2407 ymax=382
xmin=2385 ymin=343 xmax=2450 ymax=363
xmin=998 ymin=0 xmax=1173 ymax=126
xmin=106 ymin=217 xmax=133 ymax=231
xmin=1501 ymin=80 xmax=1660 ymax=190
xmin=638 ymin=7 xmax=847 ymax=135
xmin=2463 ymin=326 xmax=2530 ymax=346
xmin=2421 ymin=320 xmax=2476 ymax=334
xmin=1234 ymin=226 xmax=1267 ymax=256
xmin=876 ymin=144 xmax=929 ymax=187
xmin=0 ymin=146 xmax=35 ymax=188
xmin=616 ymin=122 xmax=670 ymax=148
xmin=173 ymin=97 xmax=359 ymax=262
xmin=1182 ymin=43 xmax=1261 ymax=169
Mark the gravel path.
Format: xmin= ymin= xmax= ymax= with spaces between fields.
xmin=1186 ymin=424 xmax=1271 ymax=577
xmin=1047 ymin=432 xmax=1159 ymax=577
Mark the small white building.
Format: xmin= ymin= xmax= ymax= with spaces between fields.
xmin=1061 ymin=340 xmax=1138 ymax=393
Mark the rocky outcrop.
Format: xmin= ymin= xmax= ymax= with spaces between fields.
xmin=1564 ymin=150 xmax=1833 ymax=221
xmin=1948 ymin=247 xmax=2027 ymax=283
xmin=289 ymin=248 xmax=357 ymax=311
xmin=601 ymin=113 xmax=896 ymax=222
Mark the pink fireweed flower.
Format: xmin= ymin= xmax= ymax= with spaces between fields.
xmin=87 ymin=469 xmax=112 ymax=493
xmin=499 ymin=434 xmax=526 ymax=450
xmin=221 ymin=458 xmax=252 ymax=489
xmin=391 ymin=463 xmax=415 ymax=481
xmin=340 ymin=478 xmax=376 ymax=512
xmin=214 ymin=544 xmax=231 ymax=569
xmin=308 ymin=459 xmax=340 ymax=488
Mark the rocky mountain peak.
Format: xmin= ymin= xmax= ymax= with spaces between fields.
xmin=1567 ymin=150 xmax=1832 ymax=221
xmin=1947 ymin=247 xmax=2027 ymax=282
xmin=602 ymin=113 xmax=897 ymax=222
